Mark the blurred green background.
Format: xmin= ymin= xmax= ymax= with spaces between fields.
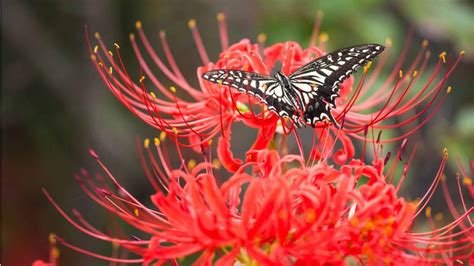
xmin=2 ymin=0 xmax=473 ymax=265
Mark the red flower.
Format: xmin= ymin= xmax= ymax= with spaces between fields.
xmin=88 ymin=14 xmax=464 ymax=172
xmin=43 ymin=137 xmax=473 ymax=265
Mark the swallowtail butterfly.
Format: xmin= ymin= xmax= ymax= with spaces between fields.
xmin=202 ymin=44 xmax=385 ymax=128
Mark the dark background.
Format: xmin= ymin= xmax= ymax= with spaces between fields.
xmin=2 ymin=0 xmax=473 ymax=265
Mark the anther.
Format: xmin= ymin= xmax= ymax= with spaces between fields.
xmin=144 ymin=138 xmax=150 ymax=148
xmin=159 ymin=30 xmax=166 ymax=38
xmin=94 ymin=32 xmax=101 ymax=39
xmin=422 ymin=39 xmax=429 ymax=48
xmin=434 ymin=212 xmax=443 ymax=222
xmin=172 ymin=127 xmax=178 ymax=135
xmin=187 ymin=159 xmax=197 ymax=170
xmin=93 ymin=45 xmax=99 ymax=53
xmin=257 ymin=33 xmax=267 ymax=44
xmin=129 ymin=33 xmax=135 ymax=40
xmin=412 ymin=70 xmax=418 ymax=77
xmin=217 ymin=13 xmax=225 ymax=22
xmin=90 ymin=54 xmax=97 ymax=61
xmin=212 ymin=158 xmax=221 ymax=169
xmin=425 ymin=206 xmax=431 ymax=217
xmin=108 ymin=67 xmax=113 ymax=74
xmin=188 ymin=19 xmax=196 ymax=29
xmin=108 ymin=50 xmax=113 ymax=57
xmin=443 ymin=147 xmax=448 ymax=157
xmin=463 ymin=177 xmax=472 ymax=185
xmin=318 ymin=32 xmax=329 ymax=42
xmin=49 ymin=233 xmax=57 ymax=244
xmin=159 ymin=131 xmax=167 ymax=141
xmin=135 ymin=20 xmax=142 ymax=29
xmin=446 ymin=86 xmax=452 ymax=93
xmin=149 ymin=92 xmax=156 ymax=98
xmin=139 ymin=76 xmax=146 ymax=83
xmin=170 ymin=86 xmax=176 ymax=93
xmin=134 ymin=208 xmax=139 ymax=216
xmin=399 ymin=70 xmax=403 ymax=78
xmin=460 ymin=50 xmax=465 ymax=56
xmin=363 ymin=61 xmax=372 ymax=73
xmin=439 ymin=51 xmax=446 ymax=63
xmin=154 ymin=137 xmax=160 ymax=146
xmin=385 ymin=37 xmax=392 ymax=47
xmin=113 ymin=43 xmax=120 ymax=49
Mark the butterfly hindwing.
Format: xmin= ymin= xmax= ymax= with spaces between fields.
xmin=202 ymin=70 xmax=300 ymax=122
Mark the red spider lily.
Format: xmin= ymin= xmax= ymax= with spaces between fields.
xmin=88 ymin=13 xmax=464 ymax=173
xmin=42 ymin=135 xmax=473 ymax=265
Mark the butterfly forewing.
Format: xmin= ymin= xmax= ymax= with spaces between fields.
xmin=289 ymin=44 xmax=385 ymax=126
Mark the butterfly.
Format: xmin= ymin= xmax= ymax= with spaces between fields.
xmin=202 ymin=44 xmax=385 ymax=128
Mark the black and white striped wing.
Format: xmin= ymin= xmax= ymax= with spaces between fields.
xmin=202 ymin=70 xmax=299 ymax=122
xmin=289 ymin=44 xmax=385 ymax=126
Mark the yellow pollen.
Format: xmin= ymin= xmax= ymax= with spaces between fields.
xmin=316 ymin=10 xmax=324 ymax=18
xmin=434 ymin=212 xmax=443 ymax=222
xmin=170 ymin=86 xmax=177 ymax=93
xmin=217 ymin=12 xmax=225 ymax=22
xmin=135 ymin=20 xmax=142 ymax=29
xmin=140 ymin=76 xmax=146 ymax=83
xmin=188 ymin=19 xmax=196 ymax=29
xmin=363 ymin=62 xmax=372 ymax=73
xmin=94 ymin=32 xmax=101 ymax=39
xmin=98 ymin=62 xmax=103 ymax=68
xmin=144 ymin=138 xmax=150 ymax=148
xmin=412 ymin=70 xmax=418 ymax=77
xmin=422 ymin=39 xmax=429 ymax=48
xmin=93 ymin=45 xmax=99 ymax=53
xmin=439 ymin=51 xmax=446 ymax=63
xmin=463 ymin=177 xmax=472 ymax=185
xmin=159 ymin=30 xmax=166 ymax=38
xmin=385 ymin=37 xmax=393 ymax=47
xmin=460 ymin=50 xmax=465 ymax=56
xmin=443 ymin=147 xmax=448 ymax=157
xmin=172 ymin=127 xmax=178 ymax=135
xmin=306 ymin=208 xmax=316 ymax=223
xmin=318 ymin=32 xmax=329 ymax=42
xmin=399 ymin=70 xmax=403 ymax=78
xmin=154 ymin=137 xmax=160 ymax=146
xmin=49 ymin=233 xmax=57 ymax=244
xmin=447 ymin=86 xmax=452 ymax=93
xmin=425 ymin=206 xmax=432 ymax=217
xmin=149 ymin=92 xmax=156 ymax=98
xmin=257 ymin=33 xmax=267 ymax=44
xmin=114 ymin=43 xmax=120 ymax=49
xmin=217 ymin=80 xmax=223 ymax=86
xmin=236 ymin=102 xmax=250 ymax=113
xmin=108 ymin=66 xmax=113 ymax=74
xmin=187 ymin=159 xmax=197 ymax=170
xmin=129 ymin=33 xmax=135 ymax=40
xmin=51 ymin=247 xmax=60 ymax=259
xmin=208 ymin=139 xmax=213 ymax=145
xmin=108 ymin=50 xmax=113 ymax=57
xmin=159 ymin=131 xmax=167 ymax=141
xmin=134 ymin=208 xmax=139 ymax=216
xmin=90 ymin=54 xmax=97 ymax=61
xmin=213 ymin=158 xmax=221 ymax=169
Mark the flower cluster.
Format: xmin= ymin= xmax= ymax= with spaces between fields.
xmin=38 ymin=13 xmax=472 ymax=265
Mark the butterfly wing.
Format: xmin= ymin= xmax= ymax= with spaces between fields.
xmin=289 ymin=44 xmax=385 ymax=126
xmin=202 ymin=70 xmax=301 ymax=124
